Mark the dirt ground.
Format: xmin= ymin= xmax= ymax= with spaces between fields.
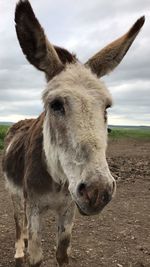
xmin=0 ymin=138 xmax=150 ymax=267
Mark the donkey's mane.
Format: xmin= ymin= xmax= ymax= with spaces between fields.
xmin=54 ymin=46 xmax=77 ymax=65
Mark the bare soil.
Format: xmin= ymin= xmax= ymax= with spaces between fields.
xmin=0 ymin=138 xmax=150 ymax=267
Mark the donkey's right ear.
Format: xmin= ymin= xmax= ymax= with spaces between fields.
xmin=15 ymin=0 xmax=63 ymax=80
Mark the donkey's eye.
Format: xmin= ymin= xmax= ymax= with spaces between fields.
xmin=106 ymin=104 xmax=111 ymax=109
xmin=104 ymin=109 xmax=107 ymax=123
xmin=50 ymin=99 xmax=65 ymax=115
xmin=104 ymin=104 xmax=111 ymax=123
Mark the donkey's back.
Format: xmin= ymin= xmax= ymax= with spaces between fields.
xmin=3 ymin=118 xmax=34 ymax=186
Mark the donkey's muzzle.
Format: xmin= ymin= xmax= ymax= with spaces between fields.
xmin=76 ymin=180 xmax=115 ymax=215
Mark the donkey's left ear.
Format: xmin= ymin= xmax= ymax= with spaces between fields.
xmin=85 ymin=16 xmax=145 ymax=78
xmin=15 ymin=0 xmax=64 ymax=80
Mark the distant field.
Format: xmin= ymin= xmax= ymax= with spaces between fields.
xmin=0 ymin=125 xmax=150 ymax=150
xmin=109 ymin=127 xmax=150 ymax=140
xmin=0 ymin=125 xmax=9 ymax=150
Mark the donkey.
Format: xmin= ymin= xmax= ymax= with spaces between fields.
xmin=2 ymin=1 xmax=145 ymax=266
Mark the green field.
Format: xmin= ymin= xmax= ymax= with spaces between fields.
xmin=0 ymin=125 xmax=150 ymax=151
xmin=0 ymin=125 xmax=9 ymax=150
xmin=109 ymin=127 xmax=150 ymax=140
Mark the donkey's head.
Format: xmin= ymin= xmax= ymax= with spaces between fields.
xmin=15 ymin=0 xmax=145 ymax=215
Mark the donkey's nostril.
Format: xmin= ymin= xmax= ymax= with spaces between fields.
xmin=102 ymin=190 xmax=111 ymax=204
xmin=78 ymin=182 xmax=86 ymax=196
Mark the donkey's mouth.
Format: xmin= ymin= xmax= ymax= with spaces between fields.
xmin=75 ymin=202 xmax=89 ymax=216
xmin=75 ymin=201 xmax=105 ymax=216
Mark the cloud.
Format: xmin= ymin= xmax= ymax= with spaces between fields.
xmin=0 ymin=0 xmax=149 ymax=125
xmin=107 ymin=81 xmax=150 ymax=125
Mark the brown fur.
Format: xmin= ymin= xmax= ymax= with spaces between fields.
xmin=127 ymin=16 xmax=145 ymax=38
xmin=54 ymin=46 xmax=77 ymax=65
xmin=85 ymin=16 xmax=145 ymax=77
xmin=3 ymin=119 xmax=34 ymax=186
xmin=3 ymin=113 xmax=67 ymax=195
xmin=15 ymin=0 xmax=64 ymax=80
xmin=56 ymin=236 xmax=70 ymax=265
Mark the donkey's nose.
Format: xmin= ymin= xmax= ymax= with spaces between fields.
xmin=78 ymin=182 xmax=87 ymax=196
xmin=101 ymin=189 xmax=112 ymax=204
xmin=77 ymin=182 xmax=112 ymax=207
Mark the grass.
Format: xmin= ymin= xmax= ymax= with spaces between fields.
xmin=109 ymin=127 xmax=150 ymax=140
xmin=0 ymin=125 xmax=150 ymax=151
xmin=0 ymin=125 xmax=9 ymax=150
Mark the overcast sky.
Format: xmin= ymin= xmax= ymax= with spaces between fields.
xmin=0 ymin=0 xmax=149 ymax=125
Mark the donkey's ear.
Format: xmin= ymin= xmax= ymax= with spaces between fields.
xmin=15 ymin=0 xmax=63 ymax=80
xmin=85 ymin=16 xmax=145 ymax=78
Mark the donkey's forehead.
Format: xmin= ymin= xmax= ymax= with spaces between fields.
xmin=43 ymin=63 xmax=112 ymax=106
